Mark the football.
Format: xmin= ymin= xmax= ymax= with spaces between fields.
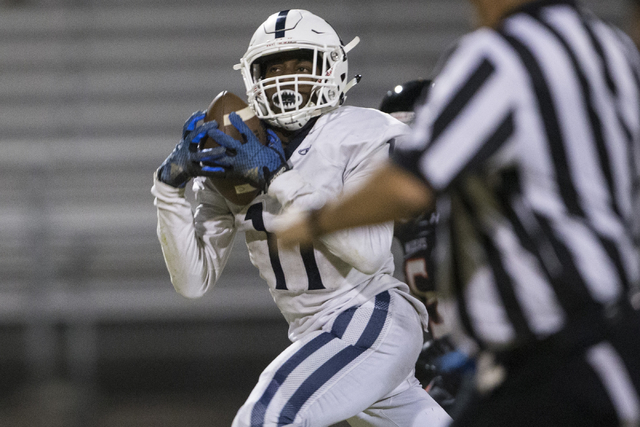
xmin=200 ymin=91 xmax=267 ymax=206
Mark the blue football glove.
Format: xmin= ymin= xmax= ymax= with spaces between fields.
xmin=156 ymin=111 xmax=227 ymax=188
xmin=202 ymin=112 xmax=289 ymax=191
xmin=415 ymin=335 xmax=474 ymax=412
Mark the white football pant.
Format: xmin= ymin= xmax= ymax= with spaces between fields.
xmin=232 ymin=289 xmax=452 ymax=427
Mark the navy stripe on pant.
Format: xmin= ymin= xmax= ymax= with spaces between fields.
xmin=250 ymin=291 xmax=390 ymax=426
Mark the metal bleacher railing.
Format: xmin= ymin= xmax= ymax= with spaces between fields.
xmin=0 ymin=0 xmax=631 ymax=425
xmin=0 ymin=0 xmax=480 ymax=331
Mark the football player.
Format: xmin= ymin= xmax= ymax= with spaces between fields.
xmin=380 ymin=79 xmax=439 ymax=329
xmin=152 ymin=9 xmax=451 ymax=427
xmin=380 ymin=80 xmax=474 ymax=415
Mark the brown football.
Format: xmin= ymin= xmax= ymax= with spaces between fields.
xmin=200 ymin=91 xmax=267 ymax=206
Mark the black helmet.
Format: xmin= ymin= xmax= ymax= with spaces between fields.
xmin=379 ymin=79 xmax=432 ymax=124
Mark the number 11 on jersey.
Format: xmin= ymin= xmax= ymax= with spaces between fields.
xmin=245 ymin=203 xmax=325 ymax=291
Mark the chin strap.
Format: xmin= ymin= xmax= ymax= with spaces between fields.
xmin=344 ymin=74 xmax=362 ymax=95
xmin=344 ymin=36 xmax=360 ymax=53
xmin=342 ymin=36 xmax=362 ymax=96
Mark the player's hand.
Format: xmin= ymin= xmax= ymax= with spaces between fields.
xmin=201 ymin=112 xmax=289 ymax=191
xmin=156 ymin=111 xmax=227 ymax=188
xmin=416 ymin=334 xmax=473 ymax=411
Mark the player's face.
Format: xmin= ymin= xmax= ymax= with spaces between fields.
xmin=262 ymin=51 xmax=319 ymax=114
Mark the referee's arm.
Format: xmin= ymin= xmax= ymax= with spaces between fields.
xmin=275 ymin=30 xmax=516 ymax=247
xmin=275 ymin=161 xmax=433 ymax=248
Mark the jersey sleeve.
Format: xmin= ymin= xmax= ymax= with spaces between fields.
xmin=394 ymin=29 xmax=519 ymax=192
xmin=151 ymin=174 xmax=238 ymax=298
xmin=322 ymin=143 xmax=397 ymax=274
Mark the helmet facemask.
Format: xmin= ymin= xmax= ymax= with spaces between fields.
xmin=246 ymin=45 xmax=345 ymax=131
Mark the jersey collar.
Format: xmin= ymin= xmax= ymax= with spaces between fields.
xmin=271 ymin=117 xmax=319 ymax=160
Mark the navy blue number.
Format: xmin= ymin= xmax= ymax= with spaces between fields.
xmin=246 ymin=203 xmax=287 ymax=290
xmin=245 ymin=204 xmax=325 ymax=291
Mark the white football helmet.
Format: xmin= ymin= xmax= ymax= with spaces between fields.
xmin=234 ymin=9 xmax=360 ymax=130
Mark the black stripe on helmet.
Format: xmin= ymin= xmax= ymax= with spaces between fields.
xmin=275 ymin=10 xmax=290 ymax=38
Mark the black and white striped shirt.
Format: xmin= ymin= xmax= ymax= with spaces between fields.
xmin=395 ymin=0 xmax=640 ymax=350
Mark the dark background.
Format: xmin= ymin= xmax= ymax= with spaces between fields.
xmin=0 ymin=0 xmax=631 ymax=425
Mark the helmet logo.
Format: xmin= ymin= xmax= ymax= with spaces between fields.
xmin=272 ymin=90 xmax=303 ymax=110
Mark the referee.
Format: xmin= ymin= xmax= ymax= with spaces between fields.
xmin=276 ymin=0 xmax=640 ymax=425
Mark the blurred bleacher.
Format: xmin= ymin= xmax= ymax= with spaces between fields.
xmin=0 ymin=0 xmax=631 ymax=426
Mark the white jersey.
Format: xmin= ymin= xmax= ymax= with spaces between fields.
xmin=152 ymin=105 xmax=428 ymax=341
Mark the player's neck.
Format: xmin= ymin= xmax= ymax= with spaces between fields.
xmin=272 ymin=128 xmax=295 ymax=146
xmin=269 ymin=117 xmax=318 ymax=148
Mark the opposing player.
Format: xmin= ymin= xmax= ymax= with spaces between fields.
xmin=152 ymin=9 xmax=451 ymax=427
xmin=380 ymin=79 xmax=439 ymax=328
xmin=380 ymin=80 xmax=472 ymax=415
